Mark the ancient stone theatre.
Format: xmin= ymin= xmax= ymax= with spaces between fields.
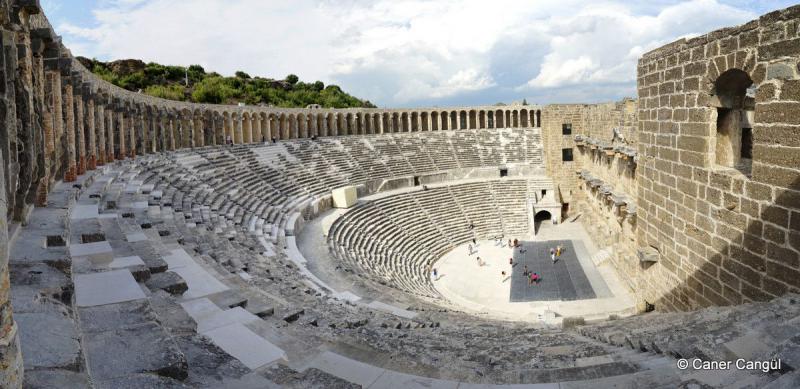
xmin=0 ymin=1 xmax=799 ymax=388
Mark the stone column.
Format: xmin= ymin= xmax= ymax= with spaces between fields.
xmin=128 ymin=111 xmax=136 ymax=157
xmin=63 ymin=83 xmax=77 ymax=181
xmin=74 ymin=88 xmax=86 ymax=174
xmin=105 ymin=108 xmax=114 ymax=161
xmin=84 ymin=94 xmax=96 ymax=169
xmin=0 ymin=143 xmax=23 ymax=389
xmin=168 ymin=116 xmax=176 ymax=150
xmin=96 ymin=102 xmax=105 ymax=165
xmin=194 ymin=116 xmax=204 ymax=147
xmin=244 ymin=115 xmax=253 ymax=143
xmin=117 ymin=109 xmax=126 ymax=158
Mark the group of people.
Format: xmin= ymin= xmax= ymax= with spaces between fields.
xmin=549 ymin=245 xmax=565 ymax=263
xmin=430 ymin=238 xmax=566 ymax=288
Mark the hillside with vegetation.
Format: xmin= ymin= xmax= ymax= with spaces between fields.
xmin=78 ymin=57 xmax=376 ymax=108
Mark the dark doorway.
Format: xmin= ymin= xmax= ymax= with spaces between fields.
xmin=413 ymin=176 xmax=420 ymax=186
xmin=534 ymin=210 xmax=552 ymax=234
xmin=499 ymin=168 xmax=508 ymax=177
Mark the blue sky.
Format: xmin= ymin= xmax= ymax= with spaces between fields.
xmin=41 ymin=0 xmax=797 ymax=108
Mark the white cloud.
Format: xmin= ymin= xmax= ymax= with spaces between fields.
xmin=523 ymin=0 xmax=755 ymax=89
xmin=51 ymin=0 xmax=762 ymax=107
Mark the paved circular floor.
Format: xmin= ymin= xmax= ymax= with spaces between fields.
xmin=432 ymin=223 xmax=636 ymax=324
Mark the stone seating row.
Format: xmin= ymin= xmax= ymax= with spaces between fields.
xmin=327 ymin=179 xmax=545 ymax=298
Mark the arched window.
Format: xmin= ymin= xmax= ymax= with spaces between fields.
xmin=713 ymin=69 xmax=754 ymax=175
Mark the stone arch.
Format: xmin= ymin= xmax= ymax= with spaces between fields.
xmin=533 ymin=210 xmax=553 ymax=234
xmin=431 ymin=112 xmax=439 ymax=131
xmin=450 ymin=111 xmax=458 ymax=130
xmin=335 ymin=113 xmax=344 ymax=135
xmin=372 ymin=113 xmax=381 ymax=134
xmin=479 ymin=110 xmax=486 ymax=129
xmin=401 ymin=112 xmax=409 ymax=132
xmin=495 ymin=109 xmax=504 ymax=128
xmin=520 ymin=109 xmax=529 ymax=127
xmin=344 ymin=113 xmax=353 ymax=135
xmin=536 ymin=110 xmax=541 ymax=127
xmin=242 ymin=111 xmax=252 ymax=144
xmin=710 ymin=68 xmax=754 ymax=173
xmin=487 ymin=111 xmax=494 ymax=129
xmin=411 ymin=112 xmax=419 ymax=132
xmin=459 ymin=111 xmax=467 ymax=129
xmin=440 ymin=111 xmax=448 ymax=130
xmin=421 ymin=112 xmax=429 ymax=131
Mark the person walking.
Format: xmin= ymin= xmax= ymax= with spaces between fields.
xmin=509 ymin=257 xmax=513 ymax=266
xmin=431 ymin=268 xmax=438 ymax=281
xmin=523 ymin=265 xmax=529 ymax=276
xmin=501 ymin=271 xmax=506 ymax=280
xmin=532 ymin=272 xmax=540 ymax=284
xmin=468 ymin=243 xmax=473 ymax=255
xmin=477 ymin=256 xmax=483 ymax=267
xmin=550 ymin=248 xmax=556 ymax=263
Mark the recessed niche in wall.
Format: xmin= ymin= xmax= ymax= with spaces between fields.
xmin=712 ymin=69 xmax=753 ymax=177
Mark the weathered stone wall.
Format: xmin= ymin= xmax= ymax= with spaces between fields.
xmin=571 ymin=100 xmax=641 ymax=301
xmin=541 ymin=104 xmax=584 ymax=208
xmin=636 ymin=5 xmax=800 ymax=311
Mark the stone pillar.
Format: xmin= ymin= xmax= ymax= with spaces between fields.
xmin=84 ymin=94 xmax=96 ymax=170
xmin=128 ymin=111 xmax=136 ymax=157
xmin=105 ymin=108 xmax=114 ymax=161
xmin=244 ymin=115 xmax=253 ymax=143
xmin=168 ymin=116 xmax=176 ymax=151
xmin=96 ymin=103 xmax=105 ymax=165
xmin=194 ymin=116 xmax=204 ymax=147
xmin=117 ymin=109 xmax=126 ymax=158
xmin=74 ymin=88 xmax=86 ymax=174
xmin=0 ymin=143 xmax=23 ymax=388
xmin=63 ymin=83 xmax=77 ymax=182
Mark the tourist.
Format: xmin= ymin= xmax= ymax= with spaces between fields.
xmin=501 ymin=271 xmax=506 ymax=279
xmin=509 ymin=257 xmax=513 ymax=265
xmin=532 ymin=272 xmax=540 ymax=284
xmin=513 ymin=238 xmax=518 ymax=247
xmin=468 ymin=243 xmax=473 ymax=255
xmin=469 ymin=222 xmax=474 ymax=230
xmin=550 ymin=248 xmax=556 ymax=263
xmin=508 ymin=239 xmax=512 ymax=248
xmin=523 ymin=265 xmax=529 ymax=276
xmin=472 ymin=237 xmax=477 ymax=245
xmin=477 ymin=256 xmax=482 ymax=266
xmin=432 ymin=268 xmax=438 ymax=281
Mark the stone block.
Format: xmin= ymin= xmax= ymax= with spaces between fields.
xmin=755 ymin=102 xmax=800 ymax=124
xmin=145 ymin=271 xmax=188 ymax=295
xmin=758 ymin=37 xmax=800 ymax=61
xmin=78 ymin=300 xmax=157 ymax=333
xmin=202 ymin=323 xmax=286 ymax=370
xmin=68 ymin=241 xmax=113 ymax=265
xmin=16 ymin=311 xmax=81 ymax=370
xmin=83 ymin=322 xmax=188 ymax=381
xmin=75 ymin=269 xmax=146 ymax=307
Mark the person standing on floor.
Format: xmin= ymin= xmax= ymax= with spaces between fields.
xmin=550 ymin=247 xmax=556 ymax=263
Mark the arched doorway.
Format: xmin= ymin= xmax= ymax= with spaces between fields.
xmin=533 ymin=210 xmax=552 ymax=234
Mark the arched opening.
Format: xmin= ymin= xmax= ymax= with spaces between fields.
xmin=712 ymin=68 xmax=754 ymax=175
xmin=533 ymin=210 xmax=552 ymax=234
xmin=459 ymin=111 xmax=467 ymax=129
xmin=469 ymin=110 xmax=477 ymax=129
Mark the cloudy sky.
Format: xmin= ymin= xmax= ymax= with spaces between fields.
xmin=42 ymin=0 xmax=795 ymax=108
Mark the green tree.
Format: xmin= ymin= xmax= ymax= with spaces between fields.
xmin=285 ymin=74 xmax=299 ymax=85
